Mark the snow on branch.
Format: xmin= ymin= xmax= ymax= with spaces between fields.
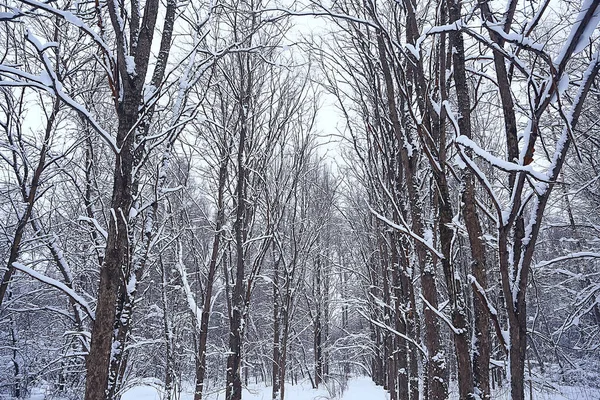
xmin=18 ymin=0 xmax=115 ymax=63
xmin=0 ymin=64 xmax=57 ymax=90
xmin=419 ymin=294 xmax=464 ymax=336
xmin=13 ymin=262 xmax=95 ymax=321
xmin=357 ymin=309 xmax=427 ymax=356
xmin=455 ymin=144 xmax=504 ymax=224
xmin=24 ymin=30 xmax=119 ymax=153
xmin=0 ymin=8 xmax=24 ymax=21
xmin=535 ymin=252 xmax=600 ymax=270
xmin=77 ymin=216 xmax=109 ymax=240
xmin=368 ymin=205 xmax=444 ymax=259
xmin=468 ymin=274 xmax=509 ymax=355
xmin=173 ymin=242 xmax=203 ymax=331
xmin=455 ymin=135 xmax=548 ymax=182
xmin=0 ymin=31 xmax=118 ymax=152
xmin=484 ymin=23 xmax=545 ymax=53
xmin=555 ymin=0 xmax=600 ymax=68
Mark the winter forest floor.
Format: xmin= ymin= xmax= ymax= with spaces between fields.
xmin=26 ymin=376 xmax=600 ymax=400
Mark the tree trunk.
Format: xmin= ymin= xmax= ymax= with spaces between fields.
xmin=314 ymin=256 xmax=323 ymax=388
xmin=84 ymin=0 xmax=167 ymax=394
xmin=195 ymin=142 xmax=229 ymax=400
xmin=280 ymin=297 xmax=291 ymax=400
xmin=272 ymin=250 xmax=281 ymax=400
xmin=391 ymin=240 xmax=409 ymax=400
xmin=84 ymin=94 xmax=137 ymax=400
xmin=226 ymin=82 xmax=249 ymax=400
xmin=161 ymin=258 xmax=175 ymax=400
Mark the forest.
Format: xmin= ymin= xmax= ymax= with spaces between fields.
xmin=1 ymin=0 xmax=600 ymax=399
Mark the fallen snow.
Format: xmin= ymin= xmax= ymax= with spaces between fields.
xmin=489 ymin=384 xmax=600 ymax=400
xmin=121 ymin=385 xmax=162 ymax=400
xmin=121 ymin=376 xmax=388 ymax=400
xmin=24 ymin=376 xmax=600 ymax=399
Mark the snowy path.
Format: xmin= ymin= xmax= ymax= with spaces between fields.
xmin=120 ymin=377 xmax=600 ymax=400
xmin=121 ymin=376 xmax=387 ymax=400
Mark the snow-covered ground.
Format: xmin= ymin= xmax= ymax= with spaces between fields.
xmin=489 ymin=384 xmax=600 ymax=400
xmin=121 ymin=377 xmax=387 ymax=400
xmin=119 ymin=377 xmax=600 ymax=400
xmin=24 ymin=376 xmax=600 ymax=399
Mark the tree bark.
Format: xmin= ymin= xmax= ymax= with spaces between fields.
xmin=272 ymin=249 xmax=281 ymax=400
xmin=84 ymin=0 xmax=175 ymax=395
xmin=195 ymin=141 xmax=229 ymax=400
xmin=84 ymin=92 xmax=137 ymax=400
xmin=226 ymin=78 xmax=249 ymax=400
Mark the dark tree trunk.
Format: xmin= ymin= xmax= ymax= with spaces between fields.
xmin=161 ymin=258 xmax=175 ymax=400
xmin=226 ymin=82 xmax=249 ymax=400
xmin=195 ymin=143 xmax=229 ymax=400
xmin=314 ymin=256 xmax=323 ymax=388
xmin=391 ymin=240 xmax=409 ymax=400
xmin=272 ymin=250 xmax=281 ymax=400
xmin=83 ymin=0 xmax=172 ymax=394
xmin=279 ymin=298 xmax=291 ymax=400
xmin=84 ymin=94 xmax=137 ymax=400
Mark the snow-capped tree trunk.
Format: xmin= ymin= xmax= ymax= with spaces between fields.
xmin=226 ymin=90 xmax=249 ymax=400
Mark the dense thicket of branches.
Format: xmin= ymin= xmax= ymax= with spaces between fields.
xmin=1 ymin=0 xmax=600 ymax=399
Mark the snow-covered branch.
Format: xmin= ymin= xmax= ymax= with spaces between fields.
xmin=13 ymin=262 xmax=95 ymax=321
